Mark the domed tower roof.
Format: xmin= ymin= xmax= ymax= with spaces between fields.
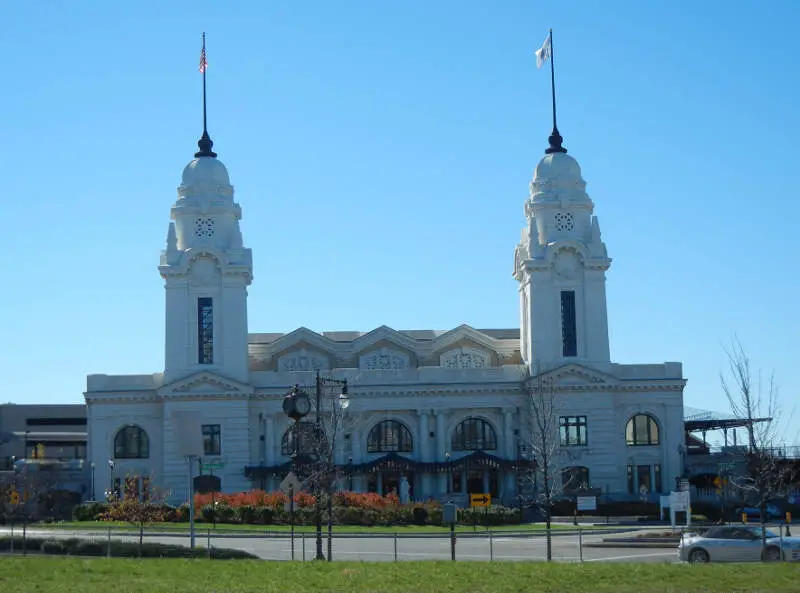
xmin=181 ymin=156 xmax=231 ymax=190
xmin=530 ymin=151 xmax=587 ymax=201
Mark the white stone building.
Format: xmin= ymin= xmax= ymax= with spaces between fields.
xmin=84 ymin=128 xmax=686 ymax=506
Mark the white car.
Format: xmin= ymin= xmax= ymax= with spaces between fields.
xmin=678 ymin=525 xmax=800 ymax=563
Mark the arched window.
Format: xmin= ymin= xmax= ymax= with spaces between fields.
xmin=626 ymin=414 xmax=660 ymax=446
xmin=114 ymin=425 xmax=149 ymax=459
xmin=367 ymin=420 xmax=413 ymax=453
xmin=451 ymin=417 xmax=497 ymax=451
xmin=281 ymin=422 xmax=327 ymax=456
xmin=562 ymin=466 xmax=590 ymax=489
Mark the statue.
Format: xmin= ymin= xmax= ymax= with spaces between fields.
xmin=399 ymin=475 xmax=411 ymax=504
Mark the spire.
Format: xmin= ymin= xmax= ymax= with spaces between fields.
xmin=195 ymin=32 xmax=217 ymax=158
xmin=537 ymin=29 xmax=567 ymax=155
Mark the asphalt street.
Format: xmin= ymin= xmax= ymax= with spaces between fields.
xmin=0 ymin=527 xmax=679 ymax=563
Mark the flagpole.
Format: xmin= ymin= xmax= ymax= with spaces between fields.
xmin=195 ymin=31 xmax=217 ymax=158
xmin=545 ymin=28 xmax=566 ymax=154
xmin=202 ymin=32 xmax=208 ymax=135
xmin=549 ymin=29 xmax=557 ymax=134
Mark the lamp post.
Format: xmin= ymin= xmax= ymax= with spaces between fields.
xmin=90 ymin=462 xmax=96 ymax=501
xmin=282 ymin=374 xmax=348 ymax=562
xmin=107 ymin=460 xmax=115 ymax=500
xmin=445 ymin=452 xmax=451 ymax=494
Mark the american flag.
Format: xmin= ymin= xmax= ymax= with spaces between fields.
xmin=199 ymin=46 xmax=207 ymax=73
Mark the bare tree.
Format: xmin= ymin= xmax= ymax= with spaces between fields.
xmin=524 ymin=364 xmax=563 ymax=562
xmin=288 ymin=374 xmax=358 ymax=561
xmin=103 ymin=472 xmax=171 ymax=556
xmin=721 ymin=338 xmax=792 ymax=559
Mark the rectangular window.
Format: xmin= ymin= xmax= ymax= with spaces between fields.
xmin=198 ymin=297 xmax=214 ymax=364
xmin=202 ymin=424 xmax=221 ymax=456
xmin=560 ymin=291 xmax=577 ymax=357
xmin=26 ymin=417 xmax=87 ymax=426
xmin=559 ymin=415 xmax=588 ymax=446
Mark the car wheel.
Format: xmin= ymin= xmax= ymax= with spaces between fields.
xmin=689 ymin=549 xmax=710 ymax=563
xmin=762 ymin=546 xmax=782 ymax=562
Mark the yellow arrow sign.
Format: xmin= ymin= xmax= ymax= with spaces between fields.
xmin=470 ymin=493 xmax=491 ymax=508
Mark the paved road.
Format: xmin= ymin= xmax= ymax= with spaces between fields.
xmin=0 ymin=526 xmax=679 ymax=563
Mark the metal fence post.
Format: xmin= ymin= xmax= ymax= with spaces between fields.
xmin=578 ymin=527 xmax=583 ymax=563
xmin=107 ymin=527 xmax=111 ymax=558
xmin=394 ymin=532 xmax=398 ymax=561
xmin=489 ymin=530 xmax=493 ymax=561
xmin=302 ymin=532 xmax=306 ymax=561
xmin=207 ymin=529 xmax=212 ymax=559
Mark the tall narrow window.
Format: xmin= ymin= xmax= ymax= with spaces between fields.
xmin=560 ymin=290 xmax=577 ymax=357
xmin=202 ymin=424 xmax=221 ymax=456
xmin=198 ymin=297 xmax=214 ymax=364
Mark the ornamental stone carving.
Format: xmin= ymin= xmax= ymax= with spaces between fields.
xmin=440 ymin=347 xmax=490 ymax=369
xmin=553 ymin=248 xmax=581 ymax=281
xmin=278 ymin=349 xmax=330 ymax=372
xmin=190 ymin=256 xmax=221 ymax=288
xmin=359 ymin=347 xmax=410 ymax=371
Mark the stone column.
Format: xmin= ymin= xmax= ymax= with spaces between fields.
xmin=503 ymin=408 xmax=514 ymax=459
xmin=435 ymin=411 xmax=447 ymax=496
xmin=417 ymin=411 xmax=430 ymax=461
xmin=435 ymin=411 xmax=446 ymax=459
xmin=417 ymin=410 xmax=431 ymax=498
xmin=264 ymin=416 xmax=275 ymax=467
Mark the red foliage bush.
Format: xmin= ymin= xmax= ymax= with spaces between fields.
xmin=193 ymin=489 xmax=316 ymax=510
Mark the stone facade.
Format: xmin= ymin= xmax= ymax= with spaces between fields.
xmin=85 ymin=138 xmax=686 ymax=506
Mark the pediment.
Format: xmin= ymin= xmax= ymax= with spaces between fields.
xmin=539 ymin=364 xmax=617 ymax=386
xmin=267 ymin=327 xmax=339 ymax=357
xmin=432 ymin=324 xmax=500 ymax=354
xmin=351 ymin=325 xmax=420 ymax=353
xmin=157 ymin=371 xmax=253 ymax=396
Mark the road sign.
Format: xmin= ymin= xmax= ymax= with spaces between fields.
xmin=280 ymin=472 xmax=302 ymax=497
xmin=201 ymin=463 xmax=224 ymax=471
xmin=470 ymin=493 xmax=491 ymax=508
xmin=576 ymin=496 xmax=597 ymax=511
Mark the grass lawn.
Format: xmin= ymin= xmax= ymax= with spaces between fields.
xmin=35 ymin=521 xmax=614 ymax=533
xmin=0 ymin=557 xmax=798 ymax=593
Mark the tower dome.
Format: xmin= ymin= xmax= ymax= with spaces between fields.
xmin=533 ymin=152 xmax=582 ymax=183
xmin=180 ymin=156 xmax=231 ymax=189
xmin=530 ymin=151 xmax=587 ymax=199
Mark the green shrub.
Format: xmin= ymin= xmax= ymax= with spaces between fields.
xmin=235 ymin=504 xmax=257 ymax=525
xmin=412 ymin=506 xmax=428 ymax=525
xmin=0 ymin=536 xmax=45 ymax=551
xmin=254 ymin=506 xmax=274 ymax=525
xmin=173 ymin=504 xmax=190 ymax=523
xmin=0 ymin=535 xmax=257 ymax=560
xmin=73 ymin=502 xmax=108 ymax=522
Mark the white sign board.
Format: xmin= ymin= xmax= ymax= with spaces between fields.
xmin=668 ymin=490 xmax=692 ymax=528
xmin=280 ymin=472 xmax=302 ymax=497
xmin=576 ymin=496 xmax=597 ymax=511
xmin=170 ymin=411 xmax=205 ymax=458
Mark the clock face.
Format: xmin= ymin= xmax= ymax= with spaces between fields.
xmin=295 ymin=395 xmax=311 ymax=417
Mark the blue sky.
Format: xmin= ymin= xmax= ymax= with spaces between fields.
xmin=1 ymin=1 xmax=797 ymax=443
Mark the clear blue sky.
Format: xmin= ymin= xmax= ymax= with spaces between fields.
xmin=1 ymin=1 xmax=797 ymax=443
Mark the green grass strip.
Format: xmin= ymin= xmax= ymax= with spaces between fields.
xmin=0 ymin=557 xmax=798 ymax=593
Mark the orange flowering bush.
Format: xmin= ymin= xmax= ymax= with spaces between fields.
xmin=193 ymin=489 xmax=316 ymax=510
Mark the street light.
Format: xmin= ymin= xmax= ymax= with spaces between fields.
xmin=282 ymin=373 xmax=348 ymax=562
xmin=445 ymin=452 xmax=451 ymax=494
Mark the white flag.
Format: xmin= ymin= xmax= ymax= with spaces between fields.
xmin=535 ymin=33 xmax=552 ymax=68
